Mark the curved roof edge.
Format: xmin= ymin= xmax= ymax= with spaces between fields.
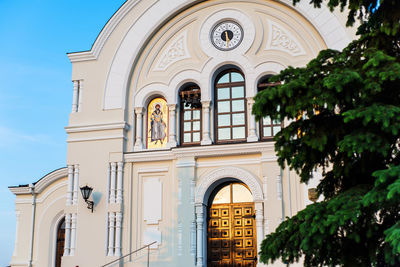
xmin=9 ymin=167 xmax=68 ymax=195
xmin=67 ymin=0 xmax=353 ymax=64
xmin=67 ymin=0 xmax=138 ymax=63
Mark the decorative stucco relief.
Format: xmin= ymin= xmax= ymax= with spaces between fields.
xmin=153 ymin=31 xmax=190 ymax=71
xmin=265 ymin=20 xmax=306 ymax=56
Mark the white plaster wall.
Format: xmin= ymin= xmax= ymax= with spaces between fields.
xmin=6 ymin=1 xmax=358 ymax=267
xmin=10 ymin=176 xmax=67 ymax=267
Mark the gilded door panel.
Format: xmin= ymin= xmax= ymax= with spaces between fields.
xmin=207 ymin=203 xmax=257 ymax=266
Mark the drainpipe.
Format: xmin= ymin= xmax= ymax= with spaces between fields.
xmin=28 ymin=184 xmax=37 ymax=267
xmin=285 ymin=167 xmax=292 ymax=267
xmin=287 ymin=167 xmax=292 ymax=217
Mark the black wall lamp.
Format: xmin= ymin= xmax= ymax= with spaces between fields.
xmin=80 ymin=185 xmax=94 ymax=212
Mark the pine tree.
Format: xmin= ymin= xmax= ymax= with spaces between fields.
xmin=253 ymin=0 xmax=400 ymax=266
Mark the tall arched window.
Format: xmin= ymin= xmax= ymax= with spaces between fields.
xmin=214 ymin=69 xmax=247 ymax=143
xmin=257 ymin=75 xmax=282 ymax=140
xmin=179 ymin=84 xmax=202 ymax=146
xmin=55 ymin=218 xmax=65 ymax=267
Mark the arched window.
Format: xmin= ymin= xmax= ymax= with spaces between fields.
xmin=146 ymin=97 xmax=169 ymax=149
xmin=55 ymin=218 xmax=65 ymax=267
xmin=214 ymin=69 xmax=247 ymax=143
xmin=257 ymin=75 xmax=282 ymax=140
xmin=210 ymin=182 xmax=253 ymax=204
xmin=179 ymin=84 xmax=202 ymax=146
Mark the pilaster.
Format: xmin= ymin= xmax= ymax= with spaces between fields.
xmin=176 ymin=157 xmax=196 ymax=264
xmin=167 ymin=104 xmax=177 ymax=148
xmin=72 ymin=165 xmax=79 ymax=205
xmin=64 ymin=213 xmax=71 ymax=256
xmin=71 ymin=80 xmax=79 ymax=113
xmin=195 ymin=203 xmax=206 ymax=267
xmin=134 ymin=107 xmax=144 ymax=151
xmin=247 ymin=97 xmax=258 ymax=142
xmin=107 ymin=212 xmax=116 ymax=256
xmin=66 ymin=165 xmax=74 ymax=205
xmin=116 ymin=162 xmax=124 ymax=204
xmin=201 ymin=101 xmax=212 ymax=145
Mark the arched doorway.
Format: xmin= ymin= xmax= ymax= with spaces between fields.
xmin=207 ymin=182 xmax=257 ymax=267
xmin=55 ymin=218 xmax=65 ymax=267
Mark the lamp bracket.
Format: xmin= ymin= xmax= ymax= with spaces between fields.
xmin=85 ymin=200 xmax=94 ymax=212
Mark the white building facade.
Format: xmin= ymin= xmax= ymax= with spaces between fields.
xmin=9 ymin=1 xmax=355 ymax=266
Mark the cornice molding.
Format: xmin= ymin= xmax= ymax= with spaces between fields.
xmin=9 ymin=187 xmax=30 ymax=195
xmin=196 ymin=158 xmax=260 ymax=168
xmin=67 ymin=51 xmax=97 ymax=63
xmin=124 ymin=142 xmax=275 ymax=162
xmin=65 ymin=122 xmax=130 ymax=133
xmin=15 ymin=181 xmax=67 ymax=204
xmin=137 ymin=167 xmax=169 ymax=173
xmin=67 ymin=135 xmax=127 ymax=143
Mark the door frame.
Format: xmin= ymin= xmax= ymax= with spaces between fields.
xmin=194 ymin=167 xmax=264 ymax=267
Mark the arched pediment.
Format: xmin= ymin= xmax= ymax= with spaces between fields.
xmin=67 ymin=0 xmax=353 ymax=110
xmin=9 ymin=167 xmax=68 ymax=195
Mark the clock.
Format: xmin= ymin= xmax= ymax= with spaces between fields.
xmin=211 ymin=21 xmax=243 ymax=51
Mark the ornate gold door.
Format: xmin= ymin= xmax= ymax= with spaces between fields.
xmin=208 ymin=202 xmax=257 ymax=267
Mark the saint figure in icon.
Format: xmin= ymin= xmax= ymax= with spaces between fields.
xmin=150 ymin=104 xmax=167 ymax=144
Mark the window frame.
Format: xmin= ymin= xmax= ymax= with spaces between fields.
xmin=257 ymin=78 xmax=283 ymax=141
xmin=209 ymin=182 xmax=253 ymax=205
xmin=179 ymin=85 xmax=202 ymax=146
xmin=214 ymin=69 xmax=248 ymax=144
xmin=55 ymin=218 xmax=65 ymax=267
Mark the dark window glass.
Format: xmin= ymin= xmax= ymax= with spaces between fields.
xmin=55 ymin=218 xmax=65 ymax=267
xmin=215 ymin=70 xmax=247 ymax=143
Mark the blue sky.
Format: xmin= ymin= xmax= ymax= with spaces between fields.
xmin=0 ymin=1 xmax=125 ymax=265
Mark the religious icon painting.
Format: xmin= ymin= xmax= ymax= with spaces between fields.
xmin=147 ymin=98 xmax=169 ymax=149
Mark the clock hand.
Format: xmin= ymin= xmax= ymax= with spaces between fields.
xmin=225 ymin=31 xmax=230 ymax=48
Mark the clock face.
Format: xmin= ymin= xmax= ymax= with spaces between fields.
xmin=211 ymin=21 xmax=243 ymax=51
